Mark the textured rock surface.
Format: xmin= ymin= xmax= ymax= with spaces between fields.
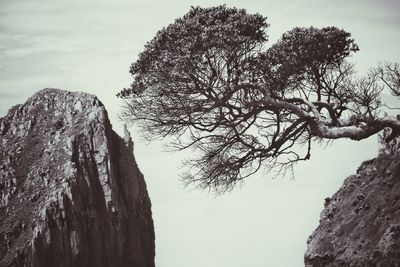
xmin=305 ymin=137 xmax=400 ymax=266
xmin=0 ymin=89 xmax=155 ymax=267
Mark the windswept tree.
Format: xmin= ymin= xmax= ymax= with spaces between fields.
xmin=118 ymin=5 xmax=400 ymax=193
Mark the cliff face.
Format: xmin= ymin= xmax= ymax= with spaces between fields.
xmin=0 ymin=89 xmax=155 ymax=267
xmin=305 ymin=137 xmax=400 ymax=266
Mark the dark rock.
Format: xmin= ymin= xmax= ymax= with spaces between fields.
xmin=305 ymin=137 xmax=400 ymax=266
xmin=0 ymin=88 xmax=155 ymax=267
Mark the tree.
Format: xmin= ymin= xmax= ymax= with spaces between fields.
xmin=118 ymin=5 xmax=400 ymax=193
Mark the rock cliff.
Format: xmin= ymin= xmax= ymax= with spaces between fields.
xmin=0 ymin=89 xmax=155 ymax=267
xmin=305 ymin=137 xmax=400 ymax=266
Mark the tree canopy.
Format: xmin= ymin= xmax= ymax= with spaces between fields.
xmin=118 ymin=5 xmax=400 ymax=192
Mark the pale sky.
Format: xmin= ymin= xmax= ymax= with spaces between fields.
xmin=1 ymin=1 xmax=399 ymax=266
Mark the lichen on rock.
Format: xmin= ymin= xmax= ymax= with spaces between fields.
xmin=0 ymin=88 xmax=155 ymax=267
xmin=305 ymin=136 xmax=400 ymax=266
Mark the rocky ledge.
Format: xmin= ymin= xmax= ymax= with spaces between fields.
xmin=305 ymin=137 xmax=400 ymax=266
xmin=0 ymin=89 xmax=155 ymax=267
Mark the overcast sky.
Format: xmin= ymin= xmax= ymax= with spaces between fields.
xmin=1 ymin=0 xmax=399 ymax=266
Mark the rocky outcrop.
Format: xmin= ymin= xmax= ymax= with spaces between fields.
xmin=305 ymin=137 xmax=400 ymax=266
xmin=0 ymin=89 xmax=155 ymax=267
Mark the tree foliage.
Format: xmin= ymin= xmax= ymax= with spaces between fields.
xmin=118 ymin=5 xmax=400 ymax=192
